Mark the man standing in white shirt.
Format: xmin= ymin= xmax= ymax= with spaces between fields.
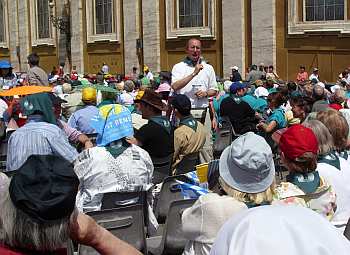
xmin=171 ymin=38 xmax=218 ymax=162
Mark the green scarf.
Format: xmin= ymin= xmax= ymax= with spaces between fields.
xmin=21 ymin=93 xmax=56 ymax=125
xmin=244 ymin=201 xmax=271 ymax=209
xmin=339 ymin=150 xmax=348 ymax=160
xmin=106 ymin=139 xmax=131 ymax=158
xmin=286 ymin=171 xmax=320 ymax=194
xmin=229 ymin=95 xmax=243 ymax=104
xmin=183 ymin=56 xmax=203 ymax=67
xmin=149 ymin=116 xmax=172 ymax=134
xmin=318 ymin=151 xmax=341 ymax=170
xmin=179 ymin=116 xmax=198 ymax=132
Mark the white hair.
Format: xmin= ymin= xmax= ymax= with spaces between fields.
xmin=0 ymin=188 xmax=71 ymax=252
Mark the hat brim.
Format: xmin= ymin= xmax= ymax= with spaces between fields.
xmin=219 ymin=145 xmax=275 ymax=193
xmin=134 ymin=98 xmax=167 ymax=111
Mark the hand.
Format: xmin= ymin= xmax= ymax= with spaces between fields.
xmin=211 ymin=118 xmax=218 ymax=130
xmin=193 ymin=64 xmax=204 ymax=76
xmin=255 ymin=112 xmax=263 ymax=121
xmin=256 ymin=122 xmax=264 ymax=130
xmin=195 ymin=90 xmax=208 ymax=98
xmin=84 ymin=140 xmax=94 ymax=149
xmin=126 ymin=137 xmax=140 ymax=146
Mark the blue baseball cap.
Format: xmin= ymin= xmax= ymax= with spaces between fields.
xmin=0 ymin=60 xmax=12 ymax=69
xmin=230 ymin=81 xmax=247 ymax=94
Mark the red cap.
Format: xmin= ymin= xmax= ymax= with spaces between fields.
xmin=279 ymin=124 xmax=318 ymax=160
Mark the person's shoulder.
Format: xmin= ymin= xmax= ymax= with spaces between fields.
xmin=203 ymin=62 xmax=215 ymax=71
xmin=221 ymin=96 xmax=233 ymax=104
xmin=196 ymin=193 xmax=247 ymax=210
xmin=171 ymin=61 xmax=187 ymax=71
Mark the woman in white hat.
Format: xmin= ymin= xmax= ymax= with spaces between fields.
xmin=181 ymin=132 xmax=275 ymax=255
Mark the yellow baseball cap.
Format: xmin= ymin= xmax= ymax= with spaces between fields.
xmin=82 ymin=87 xmax=97 ymax=102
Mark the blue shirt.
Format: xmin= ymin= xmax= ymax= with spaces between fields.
xmin=255 ymin=98 xmax=268 ymax=113
xmin=213 ymin=93 xmax=229 ymax=123
xmin=6 ymin=121 xmax=78 ymax=171
xmin=267 ymin=107 xmax=287 ymax=129
xmin=346 ymin=91 xmax=350 ymax=99
xmin=68 ymin=105 xmax=99 ymax=134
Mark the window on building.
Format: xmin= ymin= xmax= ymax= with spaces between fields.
xmin=95 ymin=0 xmax=113 ymax=34
xmin=0 ymin=0 xmax=4 ymax=42
xmin=37 ymin=0 xmax=50 ymax=39
xmin=178 ymin=0 xmax=204 ymax=28
xmin=305 ymin=0 xmax=344 ymax=21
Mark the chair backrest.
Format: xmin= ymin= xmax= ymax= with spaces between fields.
xmin=175 ymin=152 xmax=199 ymax=175
xmin=213 ymin=116 xmax=234 ymax=159
xmin=78 ymin=204 xmax=147 ymax=255
xmin=344 ymin=218 xmax=350 ymax=241
xmin=101 ymin=189 xmax=149 ymax=228
xmin=0 ymin=139 xmax=8 ymax=172
xmin=155 ymin=174 xmax=191 ymax=224
xmin=163 ymin=199 xmax=197 ymax=255
xmin=152 ymin=154 xmax=173 ymax=184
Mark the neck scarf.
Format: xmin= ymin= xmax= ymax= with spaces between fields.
xmin=20 ymin=93 xmax=56 ymax=125
xmin=183 ymin=56 xmax=203 ymax=67
xmin=286 ymin=171 xmax=320 ymax=194
xmin=318 ymin=151 xmax=341 ymax=170
xmin=244 ymin=201 xmax=271 ymax=209
xmin=149 ymin=116 xmax=172 ymax=134
xmin=338 ymin=150 xmax=348 ymax=160
xmin=106 ymin=139 xmax=131 ymax=158
xmin=179 ymin=116 xmax=198 ymax=132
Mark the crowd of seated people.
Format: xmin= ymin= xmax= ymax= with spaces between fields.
xmin=1 ymin=51 xmax=350 ymax=254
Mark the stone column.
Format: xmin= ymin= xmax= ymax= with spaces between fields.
xmin=142 ymin=0 xmax=161 ymax=72
xmin=251 ymin=0 xmax=276 ymax=67
xmin=70 ymin=0 xmax=85 ymax=73
xmin=17 ymin=0 xmax=31 ymax=72
xmin=8 ymin=0 xmax=19 ymax=72
xmin=123 ymin=0 xmax=140 ymax=75
xmin=222 ymin=0 xmax=246 ymax=78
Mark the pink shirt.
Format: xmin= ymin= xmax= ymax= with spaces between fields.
xmin=296 ymin=71 xmax=308 ymax=82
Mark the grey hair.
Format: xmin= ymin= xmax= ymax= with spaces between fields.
xmin=0 ymin=189 xmax=71 ymax=252
xmin=303 ymin=120 xmax=334 ymax=155
xmin=124 ymin=80 xmax=135 ymax=92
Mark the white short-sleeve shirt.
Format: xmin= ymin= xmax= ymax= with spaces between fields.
xmin=171 ymin=61 xmax=217 ymax=108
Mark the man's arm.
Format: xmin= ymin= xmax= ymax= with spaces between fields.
xmin=171 ymin=64 xmax=203 ymax=91
xmin=70 ymin=212 xmax=142 ymax=255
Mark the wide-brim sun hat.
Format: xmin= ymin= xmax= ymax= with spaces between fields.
xmin=134 ymin=88 xmax=167 ymax=111
xmin=219 ymin=132 xmax=275 ymax=193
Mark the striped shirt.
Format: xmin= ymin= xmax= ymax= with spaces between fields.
xmin=6 ymin=121 xmax=78 ymax=171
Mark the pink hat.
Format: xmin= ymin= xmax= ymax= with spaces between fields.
xmin=156 ymin=83 xmax=171 ymax=93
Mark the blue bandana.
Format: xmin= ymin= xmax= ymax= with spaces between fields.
xmin=90 ymin=104 xmax=134 ymax=146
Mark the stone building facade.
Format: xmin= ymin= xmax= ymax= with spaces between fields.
xmin=0 ymin=0 xmax=349 ymax=82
